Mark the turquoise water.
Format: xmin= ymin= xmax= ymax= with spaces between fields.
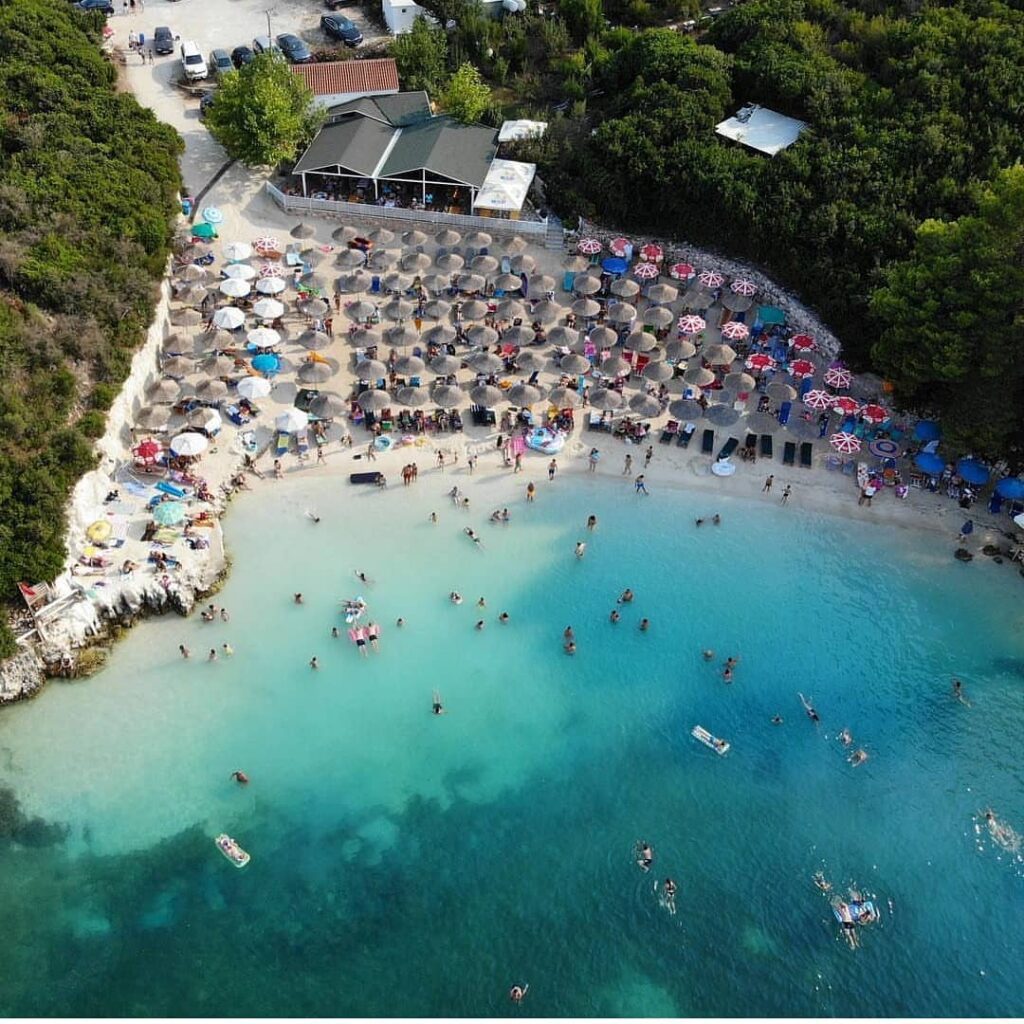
xmin=0 ymin=469 xmax=1022 ymax=1017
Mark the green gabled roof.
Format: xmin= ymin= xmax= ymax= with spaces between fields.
xmin=326 ymin=91 xmax=432 ymax=128
xmin=380 ymin=119 xmax=498 ymax=188
xmin=292 ymin=116 xmax=395 ymax=177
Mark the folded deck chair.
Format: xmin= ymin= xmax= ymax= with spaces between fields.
xmin=678 ymin=422 xmax=697 ymax=448
xmin=660 ymin=420 xmax=679 ymax=443
xmin=274 ymin=431 xmax=290 ymax=457
xmin=778 ymin=401 xmax=792 ymax=426
xmin=760 ymin=433 xmax=774 ymax=458
xmin=783 ymin=441 xmax=796 ymax=465
xmin=296 ymin=428 xmax=309 ymax=455
xmin=799 ymin=442 xmax=813 ymax=467
xmin=350 ymin=472 xmax=383 ymax=485
xmin=701 ymin=429 xmax=715 ymax=454
xmin=717 ymin=436 xmax=740 ymax=461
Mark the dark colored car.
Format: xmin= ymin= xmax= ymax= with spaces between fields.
xmin=275 ymin=33 xmax=313 ymax=63
xmin=231 ymin=45 xmax=254 ymax=68
xmin=324 ymin=0 xmax=357 ymax=7
xmin=320 ymin=14 xmax=362 ymax=45
xmin=209 ymin=48 xmax=234 ymax=75
xmin=199 ymin=92 xmax=216 ymax=121
xmin=75 ymin=0 xmax=115 ymax=13
xmin=153 ymin=26 xmax=174 ymax=54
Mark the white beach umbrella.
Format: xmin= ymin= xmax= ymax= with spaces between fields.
xmin=467 ymin=325 xmax=499 ymax=347
xmin=298 ymin=362 xmax=334 ymax=384
xmin=643 ymin=360 xmax=674 ymax=382
xmin=188 ymin=407 xmax=223 ymax=432
xmin=395 ymin=354 xmax=426 ymax=376
xmin=510 ymin=254 xmax=535 ymax=274
xmin=471 ymin=254 xmax=499 ymax=274
xmin=237 ymin=376 xmax=272 ymax=400
xmin=571 ymin=298 xmax=601 ymax=319
xmin=247 ymin=327 xmax=281 ymax=347
xmin=560 ymin=353 xmax=591 ymax=374
xmin=548 ymin=325 xmax=580 ymax=348
xmin=467 ymin=352 xmax=503 ymax=374
xmin=276 ymin=408 xmax=309 ymax=432
xmin=397 ymin=385 xmax=430 ymax=407
xmin=298 ymin=330 xmax=331 ymax=351
xmin=219 ymin=278 xmax=251 ymax=298
xmin=223 ymin=241 xmax=253 ymax=262
xmin=223 ymin=263 xmax=256 ymax=281
xmin=252 ymin=298 xmax=285 ymax=320
xmin=624 ymin=331 xmax=659 ymax=353
xmin=212 ymin=307 xmax=245 ymax=330
xmin=256 ymin=276 xmax=287 ymax=295
xmin=170 ymin=432 xmax=208 ymax=457
xmin=433 ymin=384 xmax=464 ymax=408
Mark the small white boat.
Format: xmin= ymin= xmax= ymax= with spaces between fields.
xmin=215 ymin=833 xmax=250 ymax=868
xmin=692 ymin=725 xmax=729 ymax=755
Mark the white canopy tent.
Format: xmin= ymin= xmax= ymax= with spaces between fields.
xmin=715 ymin=104 xmax=808 ymax=156
xmin=472 ymin=158 xmax=536 ymax=213
xmin=498 ymin=120 xmax=548 ymax=143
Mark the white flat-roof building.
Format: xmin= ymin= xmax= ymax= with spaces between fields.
xmin=715 ymin=104 xmax=808 ymax=156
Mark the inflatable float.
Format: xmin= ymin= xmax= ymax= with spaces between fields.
xmin=832 ymin=900 xmax=876 ymax=924
xmin=215 ymin=833 xmax=250 ymax=868
xmin=342 ymin=597 xmax=366 ymax=623
xmin=526 ymin=427 xmax=566 ymax=455
xmin=691 ymin=725 xmax=729 ymax=755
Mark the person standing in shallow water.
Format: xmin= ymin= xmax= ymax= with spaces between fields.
xmin=623 ymin=454 xmax=633 ymax=476
xmin=763 ymin=474 xmax=774 ymax=493
xmin=526 ymin=482 xmax=535 ymax=502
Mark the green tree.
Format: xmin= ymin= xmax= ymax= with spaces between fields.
xmin=441 ymin=62 xmax=492 ymax=123
xmin=558 ymin=0 xmax=604 ymax=45
xmin=391 ymin=16 xmax=449 ymax=94
xmin=870 ymin=166 xmax=1024 ymax=457
xmin=206 ymin=53 xmax=320 ymax=166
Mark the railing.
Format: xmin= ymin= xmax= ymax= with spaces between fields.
xmin=265 ymin=181 xmax=549 ymax=238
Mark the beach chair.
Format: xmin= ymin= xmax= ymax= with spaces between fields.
xmin=799 ymin=442 xmax=813 ymax=468
xmin=778 ymin=401 xmax=792 ymax=426
xmin=783 ymin=441 xmax=796 ymax=465
xmin=350 ymin=472 xmax=383 ymax=485
xmin=701 ymin=429 xmax=715 ymax=454
xmin=744 ymin=432 xmax=758 ymax=453
xmin=562 ymin=271 xmax=576 ymax=292
xmin=759 ymin=433 xmax=773 ymax=458
xmin=841 ymin=459 xmax=856 ymax=475
xmin=296 ymin=428 xmax=309 ymax=455
xmin=155 ymin=480 xmax=186 ymax=498
xmin=660 ymin=420 xmax=679 ymax=443
xmin=587 ymin=412 xmax=601 ymax=431
xmin=826 ymin=454 xmax=842 ymax=471
xmin=370 ymin=276 xmax=381 ymax=294
xmin=717 ymin=436 xmax=740 ymax=461
xmin=274 ymin=431 xmax=290 ymax=457
xmin=500 ymin=255 xmax=511 ymax=275
xmin=677 ymin=422 xmax=696 ymax=447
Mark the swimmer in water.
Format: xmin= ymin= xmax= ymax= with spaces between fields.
xmin=661 ymin=877 xmax=678 ymax=915
xmin=464 ymin=527 xmax=482 ymax=546
xmin=499 ymin=612 xmax=510 ymax=624
xmin=430 ymin=512 xmax=438 ymax=523
xmin=367 ymin=622 xmax=381 ymax=650
xmin=509 ymin=985 xmax=527 ymax=1004
xmin=450 ymin=592 xmax=463 ymax=605
xmin=477 ymin=597 xmax=486 ymax=608
xmin=575 ymin=541 xmax=586 ymax=558
xmin=564 ymin=640 xmax=576 ymax=655
xmin=305 ymin=510 xmax=321 ymax=523
xmin=230 ymin=770 xmax=249 ymax=785
xmin=179 ymin=644 xmax=191 ymax=659
xmin=702 ymin=649 xmax=715 ymax=661
xmin=799 ymin=692 xmax=820 ymax=723
xmin=490 ymin=509 xmax=503 ymax=522
xmin=618 ymin=588 xmax=634 ymax=603
xmin=952 ymin=677 xmax=971 ymax=706
xmin=771 ymin=714 xmax=784 ymax=725
xmin=432 ymin=691 xmax=446 ymax=715
xmin=723 ymin=666 xmax=733 ymax=683
xmin=222 ymin=643 xmax=234 ymax=657
xmin=564 ymin=626 xmax=575 ymax=642
xmin=354 ymin=570 xmax=373 ymax=585
xmin=208 ymin=648 xmax=218 ymax=661
xmin=848 ymin=748 xmax=868 ymax=766
xmin=610 ymin=609 xmax=620 ymax=623
xmin=294 ymin=593 xmax=304 ymax=604
xmin=331 ymin=627 xmax=340 ymax=639
xmin=636 ymin=841 xmax=654 ymax=872
xmin=586 ymin=514 xmax=597 ymax=531
xmin=639 ymin=618 xmax=650 ymax=632
xmin=396 ymin=617 xmax=405 ymax=628
xmin=835 ymin=900 xmax=860 ymax=948
xmin=839 ymin=728 xmax=853 ymax=747
xmin=725 ymin=656 xmax=739 ymax=670
xmin=695 ymin=518 xmax=704 ymax=527
xmin=475 ymin=620 xmax=485 ymax=630
xmin=713 ymin=514 xmax=721 ymax=525
xmin=983 ymin=809 xmax=1020 ymax=851
xmin=310 ymin=656 xmax=319 ymax=670
xmin=813 ymin=871 xmax=831 ymax=892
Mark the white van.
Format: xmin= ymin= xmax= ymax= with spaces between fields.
xmin=180 ymin=40 xmax=208 ymax=81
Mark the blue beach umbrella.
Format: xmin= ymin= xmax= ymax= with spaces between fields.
xmin=956 ymin=458 xmax=989 ymax=485
xmin=601 ymin=257 xmax=628 ymax=275
xmin=868 ymin=438 xmax=900 ymax=459
xmin=995 ymin=477 xmax=1024 ymax=499
xmin=913 ymin=420 xmax=941 ymax=442
xmin=252 ymin=353 xmax=281 ymax=375
xmin=202 ymin=206 xmax=223 ymax=224
xmin=914 ymin=451 xmax=945 ymax=475
xmin=153 ymin=501 xmax=186 ymax=526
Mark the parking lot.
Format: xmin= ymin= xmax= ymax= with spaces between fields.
xmin=113 ymin=0 xmax=388 ymax=196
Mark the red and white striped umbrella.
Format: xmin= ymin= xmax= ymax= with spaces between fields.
xmin=790 ymin=359 xmax=816 ymax=378
xmin=802 ymin=389 xmax=832 ymax=411
xmin=669 ymin=262 xmax=695 ymax=280
xmin=633 ymin=261 xmax=659 ymax=280
xmin=639 ymin=243 xmax=663 ymax=262
xmin=258 ymin=262 xmax=282 ymax=278
xmin=791 ymin=333 xmax=815 ymax=350
xmin=745 ymin=353 xmax=775 ymax=372
xmin=609 ymin=237 xmax=630 ymax=256
xmin=730 ymin=278 xmax=757 ymax=296
xmin=677 ymin=314 xmax=706 ymax=334
xmin=860 ymin=403 xmax=889 ymax=423
xmin=252 ymin=236 xmax=281 ymax=256
xmin=830 ymin=432 xmax=861 ymax=454
xmin=824 ymin=367 xmax=852 ymax=388
xmin=831 ymin=396 xmax=860 ymax=416
xmin=698 ymin=269 xmax=725 ymax=288
xmin=577 ymin=237 xmax=602 ymax=255
xmin=721 ymin=321 xmax=749 ymax=340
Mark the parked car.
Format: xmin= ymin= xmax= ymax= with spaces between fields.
xmin=252 ymin=35 xmax=283 ymax=57
xmin=231 ymin=45 xmax=255 ymax=68
xmin=275 ymin=33 xmax=313 ymax=62
xmin=324 ymin=0 xmax=358 ymax=7
xmin=199 ymin=92 xmax=217 ymax=121
xmin=320 ymin=14 xmax=362 ymax=45
xmin=180 ymin=40 xmax=208 ymax=81
xmin=209 ymin=48 xmax=234 ymax=75
xmin=74 ymin=0 xmax=115 ymax=14
xmin=153 ymin=25 xmax=175 ymax=54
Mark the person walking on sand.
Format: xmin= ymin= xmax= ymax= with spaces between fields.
xmin=514 ymin=452 xmax=522 ymax=473
xmin=366 ymin=442 xmax=376 ymax=463
xmin=623 ymin=453 xmax=633 ymax=476
xmin=436 ymin=451 xmax=445 ymax=470
xmin=635 ymin=474 xmax=649 ymax=495
xmin=548 ymin=458 xmax=558 ymax=481
xmin=762 ymin=474 xmax=774 ymax=493
xmin=781 ymin=484 xmax=792 ymax=505
xmin=588 ymin=447 xmax=599 ymax=472
xmin=527 ymin=482 xmax=535 ymax=501
xmin=644 ymin=445 xmax=654 ymax=468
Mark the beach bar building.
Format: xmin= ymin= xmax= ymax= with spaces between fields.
xmin=715 ymin=104 xmax=808 ymax=156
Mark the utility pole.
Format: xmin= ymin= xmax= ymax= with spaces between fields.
xmin=265 ymin=8 xmax=273 ymax=40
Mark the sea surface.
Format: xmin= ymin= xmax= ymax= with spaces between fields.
xmin=0 ymin=470 xmax=1022 ymax=1017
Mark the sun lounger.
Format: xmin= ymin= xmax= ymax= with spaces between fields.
xmin=154 ymin=480 xmax=186 ymax=498
xmin=799 ymin=442 xmax=813 ymax=468
xmin=744 ymin=432 xmax=757 ymax=451
xmin=778 ymin=401 xmax=792 ymax=426
xmin=274 ymin=431 xmax=290 ymax=457
xmin=350 ymin=471 xmax=384 ymax=485
xmin=296 ymin=428 xmax=309 ymax=455
xmin=717 ymin=436 xmax=739 ymax=461
xmin=701 ymin=429 xmax=715 ymax=454
xmin=660 ymin=420 xmax=679 ymax=444
xmin=677 ymin=422 xmax=696 ymax=448
xmin=783 ymin=441 xmax=796 ymax=465
xmin=760 ymin=433 xmax=773 ymax=458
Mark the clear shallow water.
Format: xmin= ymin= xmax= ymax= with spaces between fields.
xmin=0 ymin=472 xmax=1022 ymax=1016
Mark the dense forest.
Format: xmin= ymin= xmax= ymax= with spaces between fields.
xmin=401 ymin=0 xmax=1024 ymax=458
xmin=0 ymin=0 xmax=182 ymax=653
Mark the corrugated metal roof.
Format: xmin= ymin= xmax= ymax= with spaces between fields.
xmin=380 ymin=119 xmax=498 ymax=187
xmin=291 ymin=58 xmax=399 ymax=99
xmin=292 ymin=116 xmax=396 ymax=177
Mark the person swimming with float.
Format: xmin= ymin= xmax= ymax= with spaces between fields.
xmin=702 ymin=649 xmax=715 ymax=661
xmin=835 ymin=900 xmax=860 ymax=948
xmin=813 ymin=871 xmax=831 ymax=892
xmin=586 ymin=514 xmax=597 ymax=531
